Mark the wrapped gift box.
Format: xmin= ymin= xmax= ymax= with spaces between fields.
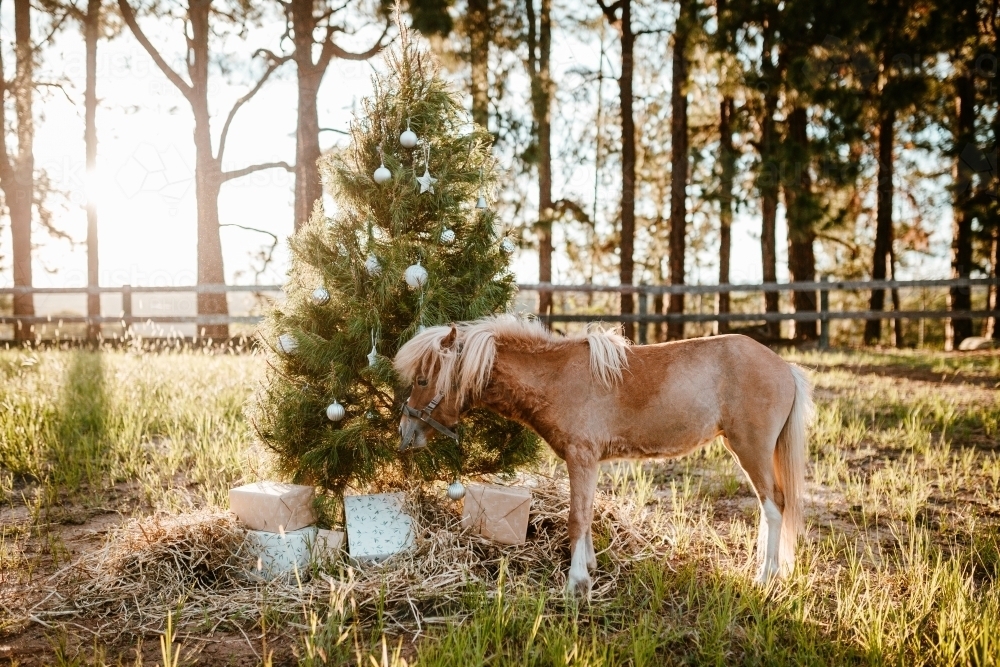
xmin=312 ymin=528 xmax=345 ymax=561
xmin=246 ymin=526 xmax=317 ymax=580
xmin=461 ymin=483 xmax=531 ymax=545
xmin=344 ymin=492 xmax=414 ymax=562
xmin=229 ymin=481 xmax=315 ymax=533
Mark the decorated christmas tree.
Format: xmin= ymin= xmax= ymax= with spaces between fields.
xmin=247 ymin=26 xmax=540 ymax=493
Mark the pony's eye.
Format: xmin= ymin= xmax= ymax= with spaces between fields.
xmin=417 ymin=377 xmax=428 ymax=387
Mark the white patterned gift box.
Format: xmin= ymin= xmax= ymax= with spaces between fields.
xmin=245 ymin=526 xmax=317 ymax=581
xmin=344 ymin=492 xmax=414 ymax=561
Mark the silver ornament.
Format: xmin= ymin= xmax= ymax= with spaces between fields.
xmin=447 ymin=480 xmax=466 ymax=501
xmin=416 ymin=167 xmax=437 ymax=194
xmin=365 ymin=254 xmax=382 ymax=276
xmin=311 ymin=287 xmax=330 ymax=305
xmin=277 ymin=333 xmax=298 ymax=355
xmin=400 ymin=123 xmax=418 ymax=148
xmin=417 ymin=143 xmax=436 ymax=193
xmin=440 ymin=228 xmax=456 ymax=244
xmin=367 ymin=329 xmax=379 ymax=367
xmin=500 ymin=237 xmax=516 ymax=254
xmin=476 ymin=193 xmax=488 ymax=209
xmin=374 ymin=165 xmax=391 ymax=184
xmin=326 ymin=400 xmax=345 ymax=422
xmin=404 ymin=261 xmax=428 ymax=289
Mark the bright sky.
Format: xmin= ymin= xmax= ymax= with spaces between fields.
xmin=1 ymin=4 xmax=953 ymax=323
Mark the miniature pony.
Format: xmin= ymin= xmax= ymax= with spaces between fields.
xmin=395 ymin=316 xmax=813 ymax=595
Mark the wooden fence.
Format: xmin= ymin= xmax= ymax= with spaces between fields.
xmin=0 ymin=277 xmax=996 ymax=346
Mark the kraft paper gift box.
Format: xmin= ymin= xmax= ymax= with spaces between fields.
xmin=246 ymin=526 xmax=317 ymax=580
xmin=312 ymin=529 xmax=345 ymax=561
xmin=461 ymin=483 xmax=532 ymax=545
xmin=344 ymin=492 xmax=414 ymax=562
xmin=229 ymin=481 xmax=316 ymax=533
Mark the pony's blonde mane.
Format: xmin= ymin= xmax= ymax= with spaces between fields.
xmin=394 ymin=315 xmax=630 ymax=401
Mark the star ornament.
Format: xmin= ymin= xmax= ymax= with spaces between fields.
xmin=416 ymin=167 xmax=437 ymax=194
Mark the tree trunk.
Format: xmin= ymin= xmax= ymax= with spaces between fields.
xmin=619 ymin=0 xmax=636 ymax=341
xmin=526 ymin=0 xmax=553 ymax=321
xmin=865 ymin=110 xmax=895 ymax=346
xmin=948 ymin=70 xmax=975 ymax=350
xmin=11 ymin=0 xmax=34 ymax=342
xmin=718 ymin=96 xmax=734 ymax=335
xmin=85 ymin=0 xmax=101 ymax=341
xmin=785 ymin=106 xmax=817 ymax=341
xmin=468 ymin=0 xmax=490 ymax=129
xmin=291 ymin=0 xmax=323 ymax=232
xmin=667 ymin=1 xmax=689 ymax=341
xmin=991 ymin=224 xmax=999 ymax=340
xmin=760 ymin=90 xmax=779 ymax=339
xmin=190 ymin=0 xmax=228 ymax=339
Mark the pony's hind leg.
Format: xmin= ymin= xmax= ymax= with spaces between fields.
xmin=722 ymin=434 xmax=784 ymax=584
xmin=565 ymin=453 xmax=599 ymax=597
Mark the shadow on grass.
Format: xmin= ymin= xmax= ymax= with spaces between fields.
xmin=411 ymin=559 xmax=867 ymax=667
xmin=51 ymin=351 xmax=109 ymax=492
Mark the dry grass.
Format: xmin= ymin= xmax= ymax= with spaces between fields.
xmin=20 ymin=471 xmax=669 ymax=644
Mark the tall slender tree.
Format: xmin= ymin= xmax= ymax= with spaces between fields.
xmin=83 ymin=0 xmax=102 ymax=340
xmin=118 ymin=0 xmax=292 ymax=339
xmin=285 ymin=0 xmax=388 ymax=231
xmin=784 ymin=105 xmax=818 ymax=341
xmin=597 ymin=0 xmax=637 ymax=340
xmin=0 ymin=0 xmax=36 ymax=342
xmin=717 ymin=95 xmax=735 ymax=334
xmin=467 ymin=0 xmax=491 ymax=127
xmin=949 ymin=63 xmax=976 ymax=349
xmin=525 ymin=0 xmax=554 ymax=319
xmin=667 ymin=0 xmax=691 ymax=340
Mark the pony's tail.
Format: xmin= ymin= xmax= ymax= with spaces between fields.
xmin=775 ymin=364 xmax=813 ymax=575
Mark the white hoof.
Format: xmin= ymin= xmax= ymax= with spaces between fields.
xmin=566 ymin=571 xmax=592 ymax=597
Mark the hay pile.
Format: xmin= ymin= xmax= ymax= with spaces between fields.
xmin=35 ymin=472 xmax=671 ymax=639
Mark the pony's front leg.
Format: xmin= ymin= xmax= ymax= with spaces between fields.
xmin=565 ymin=454 xmax=599 ymax=597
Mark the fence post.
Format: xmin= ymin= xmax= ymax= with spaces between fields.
xmin=819 ymin=276 xmax=830 ymax=350
xmin=638 ymin=288 xmax=648 ymax=345
xmin=122 ymin=284 xmax=132 ymax=336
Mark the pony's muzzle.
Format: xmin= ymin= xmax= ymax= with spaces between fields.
xmin=398 ymin=416 xmax=428 ymax=452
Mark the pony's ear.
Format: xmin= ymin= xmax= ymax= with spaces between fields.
xmin=440 ymin=324 xmax=458 ymax=349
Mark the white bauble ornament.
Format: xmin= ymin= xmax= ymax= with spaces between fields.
xmin=400 ymin=127 xmax=418 ymax=149
xmin=500 ymin=237 xmax=516 ymax=254
xmin=373 ymin=165 xmax=391 ymax=183
xmin=404 ymin=261 xmax=428 ymax=289
xmin=311 ymin=287 xmax=330 ymax=305
xmin=447 ymin=480 xmax=466 ymax=501
xmin=440 ymin=228 xmax=456 ymax=244
xmin=326 ymin=400 xmax=345 ymax=422
xmin=277 ymin=334 xmax=298 ymax=355
xmin=364 ymin=254 xmax=382 ymax=275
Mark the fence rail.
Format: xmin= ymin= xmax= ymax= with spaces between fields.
xmin=0 ymin=278 xmax=996 ymax=345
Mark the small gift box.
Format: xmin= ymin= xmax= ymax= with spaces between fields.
xmin=312 ymin=528 xmax=345 ymax=561
xmin=245 ymin=526 xmax=317 ymax=580
xmin=461 ymin=483 xmax=531 ymax=545
xmin=344 ymin=492 xmax=414 ymax=561
xmin=229 ymin=481 xmax=316 ymax=533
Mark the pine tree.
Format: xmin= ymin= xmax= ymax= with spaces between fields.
xmin=247 ymin=26 xmax=540 ymax=492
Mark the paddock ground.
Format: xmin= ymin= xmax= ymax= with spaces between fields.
xmin=0 ymin=346 xmax=998 ymax=666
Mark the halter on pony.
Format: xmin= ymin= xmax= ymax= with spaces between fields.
xmin=400 ymin=392 xmax=459 ymax=445
xmin=400 ymin=337 xmax=464 ymax=447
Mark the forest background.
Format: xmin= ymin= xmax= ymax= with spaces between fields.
xmin=1 ymin=0 xmax=997 ymax=348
